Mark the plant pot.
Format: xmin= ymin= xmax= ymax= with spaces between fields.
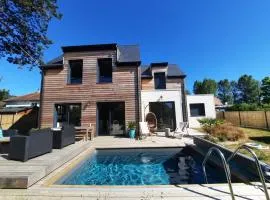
xmin=129 ymin=129 xmax=136 ymax=139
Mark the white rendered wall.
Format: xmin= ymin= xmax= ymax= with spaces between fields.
xmin=186 ymin=95 xmax=216 ymax=128
xmin=141 ymin=90 xmax=183 ymax=130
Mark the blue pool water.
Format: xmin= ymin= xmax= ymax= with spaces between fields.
xmin=56 ymin=147 xmax=241 ymax=185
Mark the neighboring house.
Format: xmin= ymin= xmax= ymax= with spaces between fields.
xmin=3 ymin=92 xmax=40 ymax=108
xmin=140 ymin=62 xmax=187 ymax=131
xmin=0 ymin=92 xmax=40 ymax=131
xmin=40 ymin=44 xmax=141 ymax=136
xmin=186 ymin=94 xmax=216 ymax=128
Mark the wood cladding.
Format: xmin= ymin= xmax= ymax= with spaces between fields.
xmin=40 ymin=50 xmax=139 ymax=134
xmin=141 ymin=77 xmax=182 ymax=90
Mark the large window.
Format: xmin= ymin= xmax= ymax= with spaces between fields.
xmin=98 ymin=58 xmax=112 ymax=83
xmin=54 ymin=103 xmax=81 ymax=127
xmin=149 ymin=101 xmax=176 ymax=131
xmin=154 ymin=72 xmax=166 ymax=89
xmin=68 ymin=60 xmax=83 ymax=84
xmin=189 ymin=103 xmax=205 ymax=117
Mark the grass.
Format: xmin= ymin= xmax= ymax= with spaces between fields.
xmin=197 ymin=127 xmax=270 ymax=164
xmin=223 ymin=128 xmax=270 ymax=164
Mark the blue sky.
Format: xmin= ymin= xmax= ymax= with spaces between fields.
xmin=0 ymin=0 xmax=270 ymax=95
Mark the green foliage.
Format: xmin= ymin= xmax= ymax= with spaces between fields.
xmin=193 ymin=79 xmax=217 ymax=95
xmin=227 ymin=103 xmax=270 ymax=111
xmin=237 ymin=75 xmax=260 ymax=104
xmin=261 ymin=76 xmax=270 ymax=104
xmin=127 ymin=121 xmax=136 ymax=129
xmin=198 ymin=118 xmax=224 ymax=133
xmin=0 ymin=89 xmax=10 ymax=101
xmin=217 ymin=79 xmax=233 ymax=104
xmin=0 ymin=0 xmax=62 ymax=67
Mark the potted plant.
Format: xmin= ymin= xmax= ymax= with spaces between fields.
xmin=127 ymin=121 xmax=136 ymax=139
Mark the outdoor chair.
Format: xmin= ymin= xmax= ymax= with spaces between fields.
xmin=173 ymin=122 xmax=189 ymax=139
xmin=145 ymin=112 xmax=157 ymax=135
xmin=9 ymin=128 xmax=53 ymax=162
xmin=52 ymin=124 xmax=75 ymax=149
xmin=139 ymin=122 xmax=150 ymax=139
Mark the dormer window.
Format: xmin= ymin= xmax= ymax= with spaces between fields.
xmin=68 ymin=60 xmax=83 ymax=84
xmin=98 ymin=58 xmax=112 ymax=83
xmin=154 ymin=72 xmax=166 ymax=89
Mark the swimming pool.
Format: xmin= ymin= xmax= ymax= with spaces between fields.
xmin=56 ymin=147 xmax=243 ymax=185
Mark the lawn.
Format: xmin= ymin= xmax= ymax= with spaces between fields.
xmin=220 ymin=128 xmax=270 ymax=164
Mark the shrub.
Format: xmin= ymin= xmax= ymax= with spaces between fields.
xmin=198 ymin=118 xmax=224 ymax=133
xmin=210 ymin=123 xmax=247 ymax=141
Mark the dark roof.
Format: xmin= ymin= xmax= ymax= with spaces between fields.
xmin=62 ymin=43 xmax=117 ymax=53
xmin=47 ymin=55 xmax=63 ymax=64
xmin=4 ymin=92 xmax=40 ymax=102
xmin=141 ymin=64 xmax=186 ymax=78
xmin=0 ymin=107 xmax=32 ymax=114
xmin=117 ymin=45 xmax=140 ymax=63
xmin=150 ymin=62 xmax=168 ymax=67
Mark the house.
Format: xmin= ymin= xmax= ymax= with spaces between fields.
xmin=186 ymin=94 xmax=216 ymax=128
xmin=3 ymin=92 xmax=40 ymax=108
xmin=0 ymin=92 xmax=40 ymax=131
xmin=40 ymin=43 xmax=216 ymax=135
xmin=140 ymin=63 xmax=187 ymax=131
xmin=39 ymin=44 xmax=141 ymax=136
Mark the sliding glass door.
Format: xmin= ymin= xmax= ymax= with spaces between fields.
xmin=54 ymin=103 xmax=81 ymax=127
xmin=149 ymin=101 xmax=176 ymax=131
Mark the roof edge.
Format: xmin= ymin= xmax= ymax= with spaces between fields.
xmin=62 ymin=43 xmax=117 ymax=53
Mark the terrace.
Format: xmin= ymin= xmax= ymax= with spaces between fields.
xmin=0 ymin=129 xmax=269 ymax=199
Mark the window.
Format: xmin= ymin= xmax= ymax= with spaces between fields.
xmin=149 ymin=102 xmax=176 ymax=131
xmin=154 ymin=72 xmax=166 ymax=89
xmin=189 ymin=103 xmax=205 ymax=117
xmin=68 ymin=60 xmax=83 ymax=84
xmin=98 ymin=58 xmax=112 ymax=83
xmin=54 ymin=103 xmax=81 ymax=127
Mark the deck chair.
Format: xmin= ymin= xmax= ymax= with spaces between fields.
xmin=139 ymin=122 xmax=150 ymax=139
xmin=174 ymin=122 xmax=189 ymax=138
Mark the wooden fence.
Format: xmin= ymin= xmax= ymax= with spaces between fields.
xmin=216 ymin=111 xmax=270 ymax=130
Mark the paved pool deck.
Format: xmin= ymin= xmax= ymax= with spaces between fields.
xmin=0 ymin=132 xmax=269 ymax=199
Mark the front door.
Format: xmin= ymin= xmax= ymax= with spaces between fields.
xmin=97 ymin=102 xmax=125 ymax=136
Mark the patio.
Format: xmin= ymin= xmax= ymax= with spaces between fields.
xmin=0 ymin=131 xmax=268 ymax=199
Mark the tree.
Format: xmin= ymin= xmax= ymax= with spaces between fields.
xmin=230 ymin=80 xmax=239 ymax=104
xmin=217 ymin=79 xmax=233 ymax=104
xmin=0 ymin=89 xmax=10 ymax=101
xmin=237 ymin=75 xmax=260 ymax=104
xmin=0 ymin=0 xmax=62 ymax=67
xmin=261 ymin=76 xmax=270 ymax=104
xmin=193 ymin=79 xmax=217 ymax=95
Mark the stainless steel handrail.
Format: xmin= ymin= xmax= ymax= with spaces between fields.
xmin=202 ymin=147 xmax=235 ymax=200
xmin=227 ymin=144 xmax=270 ymax=200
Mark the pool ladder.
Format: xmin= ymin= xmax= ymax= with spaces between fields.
xmin=202 ymin=145 xmax=270 ymax=200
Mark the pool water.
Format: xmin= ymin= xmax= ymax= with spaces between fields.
xmin=56 ymin=147 xmax=241 ymax=185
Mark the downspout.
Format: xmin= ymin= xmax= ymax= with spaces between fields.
xmin=181 ymin=77 xmax=188 ymax=122
xmin=38 ymin=68 xmax=44 ymax=129
xmin=136 ymin=65 xmax=141 ymax=138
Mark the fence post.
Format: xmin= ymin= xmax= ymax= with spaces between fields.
xmin=238 ymin=111 xmax=242 ymax=127
xmin=222 ymin=111 xmax=225 ymax=120
xmin=265 ymin=111 xmax=269 ymax=130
